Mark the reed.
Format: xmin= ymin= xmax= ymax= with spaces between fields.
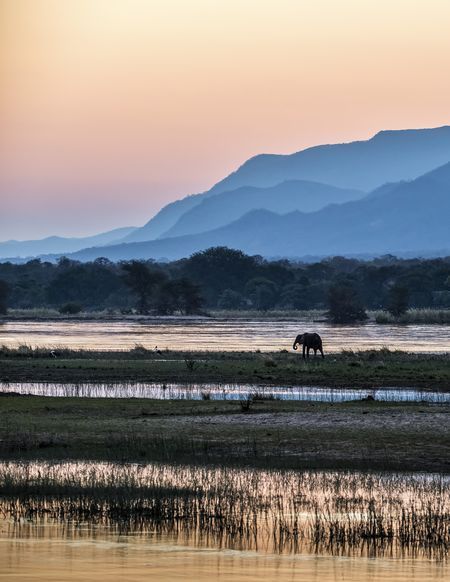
xmin=0 ymin=461 xmax=448 ymax=559
xmin=375 ymin=308 xmax=450 ymax=324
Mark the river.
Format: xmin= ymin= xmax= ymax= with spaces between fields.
xmin=1 ymin=318 xmax=449 ymax=352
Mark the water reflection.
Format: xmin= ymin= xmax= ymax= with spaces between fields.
xmin=1 ymin=525 xmax=447 ymax=581
xmin=1 ymin=462 xmax=448 ymax=557
xmin=1 ymin=462 xmax=448 ymax=580
xmin=1 ymin=318 xmax=449 ymax=352
xmin=1 ymin=381 xmax=449 ymax=403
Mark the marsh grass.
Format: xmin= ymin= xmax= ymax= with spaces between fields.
xmin=375 ymin=308 xmax=450 ymax=324
xmin=1 ymin=346 xmax=449 ymax=391
xmin=0 ymin=462 xmax=448 ymax=559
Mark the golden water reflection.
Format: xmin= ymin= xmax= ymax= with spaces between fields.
xmin=0 ymin=462 xmax=448 ymax=580
xmin=0 ymin=521 xmax=448 ymax=582
xmin=1 ymin=319 xmax=449 ymax=352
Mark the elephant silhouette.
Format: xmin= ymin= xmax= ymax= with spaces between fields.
xmin=293 ymin=332 xmax=324 ymax=359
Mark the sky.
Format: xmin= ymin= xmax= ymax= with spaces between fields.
xmin=1 ymin=0 xmax=450 ymax=241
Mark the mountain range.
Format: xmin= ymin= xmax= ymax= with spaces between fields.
xmin=2 ymin=125 xmax=450 ymax=262
xmin=54 ymin=159 xmax=450 ymax=262
xmin=0 ymin=226 xmax=136 ymax=260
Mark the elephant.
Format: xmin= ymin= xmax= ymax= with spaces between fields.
xmin=293 ymin=332 xmax=324 ymax=359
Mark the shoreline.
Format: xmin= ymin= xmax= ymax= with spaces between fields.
xmin=1 ymin=308 xmax=450 ymax=324
xmin=1 ymin=348 xmax=449 ymax=389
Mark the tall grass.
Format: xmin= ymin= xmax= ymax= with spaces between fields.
xmin=0 ymin=461 xmax=448 ymax=558
xmin=375 ymin=308 xmax=450 ymax=324
xmin=210 ymin=309 xmax=324 ymax=320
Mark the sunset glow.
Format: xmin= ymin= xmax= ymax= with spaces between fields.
xmin=2 ymin=0 xmax=450 ymax=239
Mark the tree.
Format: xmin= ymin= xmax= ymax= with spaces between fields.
xmin=122 ymin=261 xmax=166 ymax=313
xmin=217 ymin=289 xmax=246 ymax=310
xmin=327 ymin=283 xmax=367 ymax=323
xmin=154 ymin=277 xmax=203 ymax=315
xmin=59 ymin=302 xmax=82 ymax=315
xmin=0 ymin=279 xmax=10 ymax=314
xmin=181 ymin=247 xmax=258 ymax=305
xmin=386 ymin=284 xmax=409 ymax=317
xmin=245 ymin=277 xmax=278 ymax=310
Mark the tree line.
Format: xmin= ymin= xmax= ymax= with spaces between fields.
xmin=0 ymin=247 xmax=449 ymax=321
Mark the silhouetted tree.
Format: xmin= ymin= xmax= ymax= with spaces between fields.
xmin=0 ymin=279 xmax=10 ymax=314
xmin=327 ymin=283 xmax=367 ymax=323
xmin=154 ymin=277 xmax=203 ymax=315
xmin=245 ymin=277 xmax=278 ymax=310
xmin=122 ymin=261 xmax=166 ymax=313
xmin=386 ymin=284 xmax=409 ymax=317
xmin=181 ymin=247 xmax=258 ymax=305
xmin=217 ymin=289 xmax=246 ymax=310
xmin=59 ymin=302 xmax=82 ymax=315
xmin=1 ymin=252 xmax=450 ymax=312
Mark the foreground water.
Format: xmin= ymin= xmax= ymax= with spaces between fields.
xmin=0 ymin=462 xmax=448 ymax=581
xmin=1 ymin=381 xmax=449 ymax=402
xmin=1 ymin=318 xmax=450 ymax=352
xmin=1 ymin=524 xmax=447 ymax=581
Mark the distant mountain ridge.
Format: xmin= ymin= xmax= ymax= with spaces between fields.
xmin=120 ymin=125 xmax=450 ymax=243
xmin=0 ymin=226 xmax=136 ymax=260
xmin=161 ymin=180 xmax=364 ymax=238
xmin=4 ymin=125 xmax=450 ymax=262
xmin=55 ymin=160 xmax=450 ymax=262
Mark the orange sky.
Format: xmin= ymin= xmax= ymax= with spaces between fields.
xmin=1 ymin=0 xmax=450 ymax=240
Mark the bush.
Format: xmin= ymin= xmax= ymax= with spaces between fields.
xmin=59 ymin=302 xmax=82 ymax=315
xmin=386 ymin=284 xmax=409 ymax=317
xmin=0 ymin=279 xmax=10 ymax=315
xmin=217 ymin=289 xmax=246 ymax=310
xmin=327 ymin=283 xmax=367 ymax=323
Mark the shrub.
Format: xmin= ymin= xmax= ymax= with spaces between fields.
xmin=386 ymin=284 xmax=409 ymax=317
xmin=327 ymin=284 xmax=367 ymax=323
xmin=59 ymin=302 xmax=82 ymax=315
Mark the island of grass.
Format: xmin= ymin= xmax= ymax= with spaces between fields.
xmin=0 ymin=395 xmax=449 ymax=473
xmin=1 ymin=346 xmax=449 ymax=389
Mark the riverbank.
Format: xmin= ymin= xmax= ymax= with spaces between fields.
xmin=2 ymin=308 xmax=450 ymax=323
xmin=0 ymin=395 xmax=449 ymax=472
xmin=1 ymin=309 xmax=320 ymax=322
xmin=1 ymin=347 xmax=449 ymax=389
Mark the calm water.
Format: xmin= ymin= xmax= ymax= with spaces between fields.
xmin=0 ymin=462 xmax=448 ymax=581
xmin=0 ymin=318 xmax=449 ymax=352
xmin=0 ymin=523 xmax=447 ymax=582
xmin=1 ymin=381 xmax=449 ymax=402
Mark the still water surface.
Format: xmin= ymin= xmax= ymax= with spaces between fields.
xmin=1 ymin=381 xmax=449 ymax=402
xmin=1 ymin=319 xmax=449 ymax=352
xmin=0 ymin=523 xmax=447 ymax=582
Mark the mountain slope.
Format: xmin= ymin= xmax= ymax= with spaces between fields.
xmin=120 ymin=125 xmax=450 ymax=243
xmin=63 ymin=161 xmax=450 ymax=261
xmin=161 ymin=180 xmax=364 ymax=238
xmin=0 ymin=226 xmax=137 ymax=259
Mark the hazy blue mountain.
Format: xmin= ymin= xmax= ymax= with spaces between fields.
xmin=121 ymin=125 xmax=450 ymax=243
xmin=62 ymin=161 xmax=450 ymax=262
xmin=0 ymin=226 xmax=136 ymax=260
xmin=161 ymin=180 xmax=364 ymax=238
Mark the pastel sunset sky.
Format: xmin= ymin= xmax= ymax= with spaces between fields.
xmin=1 ymin=0 xmax=450 ymax=240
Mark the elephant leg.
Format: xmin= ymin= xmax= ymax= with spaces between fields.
xmin=307 ymin=347 xmax=311 ymax=358
xmin=320 ymin=347 xmax=325 ymax=359
xmin=314 ymin=349 xmax=317 ymax=357
xmin=302 ymin=345 xmax=306 ymax=359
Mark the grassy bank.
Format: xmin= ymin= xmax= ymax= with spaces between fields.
xmin=375 ymin=308 xmax=450 ymax=324
xmin=1 ymin=346 xmax=449 ymax=389
xmin=0 ymin=395 xmax=449 ymax=472
xmin=1 ymin=308 xmax=322 ymax=321
xmin=3 ymin=308 xmax=450 ymax=323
